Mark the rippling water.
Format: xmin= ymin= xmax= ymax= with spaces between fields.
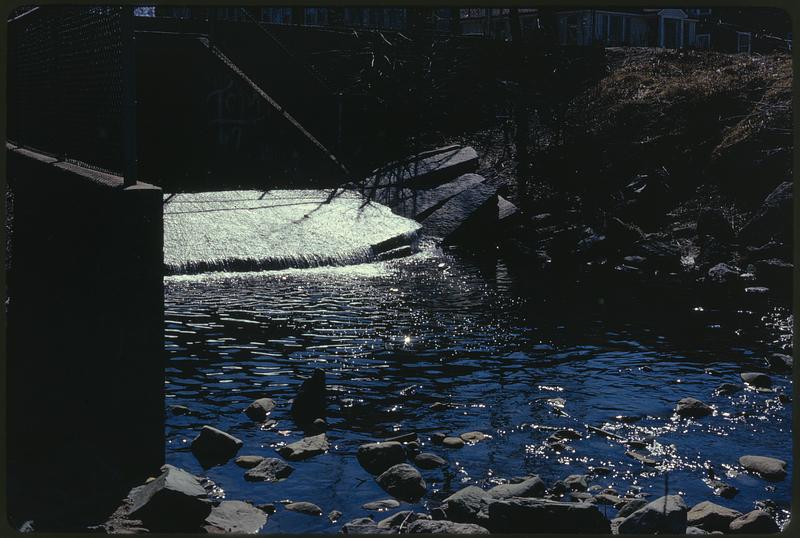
xmin=164 ymin=246 xmax=792 ymax=533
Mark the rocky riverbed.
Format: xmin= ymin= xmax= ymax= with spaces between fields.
xmin=95 ymin=243 xmax=793 ymax=534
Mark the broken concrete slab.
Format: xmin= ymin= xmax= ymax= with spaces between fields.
xmin=420 ymin=181 xmax=499 ymax=245
xmin=365 ymin=146 xmax=479 ymax=193
xmin=374 ymin=173 xmax=487 ymax=221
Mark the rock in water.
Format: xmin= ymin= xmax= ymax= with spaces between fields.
xmin=766 ymin=353 xmax=793 ymax=372
xmin=442 ymin=436 xmax=465 ymax=448
xmin=235 ymin=455 xmax=265 ymax=469
xmin=738 ymin=455 xmax=787 ymax=480
xmin=357 ymin=441 xmax=407 ymax=474
xmin=675 ymin=397 xmax=713 ymax=418
xmin=285 ymin=502 xmax=323 ymax=516
xmin=376 ymin=464 xmax=427 ymax=502
xmin=203 ymin=500 xmax=268 ymax=533
xmin=277 ymin=433 xmax=329 ymax=461
xmin=291 ymin=369 xmax=326 ymax=423
xmin=190 ymin=426 xmax=243 ymax=466
xmin=459 ymin=431 xmax=490 ymax=444
xmin=740 ymin=372 xmax=772 ymax=389
xmin=441 ymin=486 xmax=491 ymax=523
xmin=244 ymin=458 xmax=294 ymax=482
xmin=486 ymin=498 xmax=611 ymax=533
xmin=617 ymin=495 xmax=687 ymax=534
xmin=487 ymin=476 xmax=545 ymax=499
xmin=564 ymin=474 xmax=589 ymax=492
xmin=707 ymin=263 xmax=740 ymax=285
xmin=377 ymin=511 xmax=428 ymax=529
xmin=715 ymin=383 xmax=742 ymax=396
xmin=687 ymin=501 xmax=742 ymax=532
xmin=414 ymin=453 xmax=447 ymax=469
xmin=127 ymin=465 xmax=213 ymax=531
xmin=340 ymin=518 xmax=395 ymax=534
xmin=728 ymin=510 xmax=780 ymax=533
xmin=244 ymin=398 xmax=276 ymax=422
xmin=362 ymin=499 xmax=401 ymax=511
xmin=616 ymin=499 xmax=648 ymax=518
xmin=406 ymin=520 xmax=490 ymax=534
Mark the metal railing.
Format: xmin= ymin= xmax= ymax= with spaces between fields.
xmin=7 ymin=6 xmax=137 ymax=185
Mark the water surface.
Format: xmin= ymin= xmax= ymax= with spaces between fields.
xmin=165 ymin=247 xmax=792 ymax=533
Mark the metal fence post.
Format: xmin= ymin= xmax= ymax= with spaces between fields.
xmin=122 ymin=5 xmax=138 ymax=186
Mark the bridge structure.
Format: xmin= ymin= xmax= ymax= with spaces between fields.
xmin=5 ymin=7 xmax=603 ymax=529
xmin=3 ymin=6 xmax=480 ymax=529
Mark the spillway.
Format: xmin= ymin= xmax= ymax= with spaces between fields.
xmin=163 ymin=190 xmax=421 ymax=275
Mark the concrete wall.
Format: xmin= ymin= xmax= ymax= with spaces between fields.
xmin=5 ymin=147 xmax=164 ymax=530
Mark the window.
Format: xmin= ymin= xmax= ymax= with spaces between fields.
xmin=304 ymin=8 xmax=328 ymax=26
xmin=596 ymin=14 xmax=607 ymax=41
xmin=695 ymin=33 xmax=711 ymax=49
xmin=566 ymin=14 xmax=578 ymax=44
xmin=435 ymin=9 xmax=452 ymax=32
xmin=262 ymin=7 xmax=291 ymax=24
xmin=609 ymin=15 xmax=623 ymax=45
xmin=344 ymin=8 xmax=364 ymax=26
xmin=383 ymin=8 xmax=406 ymax=30
xmin=737 ymin=31 xmax=751 ymax=53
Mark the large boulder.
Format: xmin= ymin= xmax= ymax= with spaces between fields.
xmin=728 ymin=510 xmax=780 ymax=533
xmin=440 ymin=486 xmax=492 ymax=523
xmin=244 ymin=458 xmax=294 ymax=482
xmin=376 ymin=464 xmax=426 ymax=502
xmin=203 ymin=500 xmax=268 ymax=533
xmin=676 ymin=397 xmax=713 ymax=418
xmin=485 ymin=498 xmax=611 ymax=534
xmin=686 ymin=501 xmax=742 ymax=532
xmin=617 ymin=495 xmax=688 ymax=534
xmin=406 ymin=520 xmax=490 ymax=534
xmin=244 ymin=398 xmax=276 ymax=422
xmin=127 ymin=465 xmax=213 ymax=531
xmin=739 ymin=455 xmax=787 ymax=480
xmin=357 ymin=442 xmax=407 ymax=474
xmin=190 ymin=426 xmax=243 ymax=467
xmin=487 ymin=476 xmax=545 ymax=499
xmin=291 ymin=369 xmax=327 ymax=423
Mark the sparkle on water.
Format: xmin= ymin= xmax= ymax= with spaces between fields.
xmin=163 ymin=190 xmax=422 ymax=274
xmin=164 ymin=246 xmax=792 ymax=533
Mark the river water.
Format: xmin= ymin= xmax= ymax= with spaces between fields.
xmin=164 ymin=245 xmax=792 ymax=533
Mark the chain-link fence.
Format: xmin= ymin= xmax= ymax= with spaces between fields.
xmin=8 ymin=6 xmax=134 ymax=178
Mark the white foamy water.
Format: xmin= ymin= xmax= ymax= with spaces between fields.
xmin=164 ymin=190 xmax=422 ymax=275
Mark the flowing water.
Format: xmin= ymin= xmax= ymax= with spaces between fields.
xmin=164 ymin=245 xmax=792 ymax=533
xmin=163 ymin=190 xmax=421 ymax=274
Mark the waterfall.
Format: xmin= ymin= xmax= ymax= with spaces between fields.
xmin=164 ymin=190 xmax=421 ymax=275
